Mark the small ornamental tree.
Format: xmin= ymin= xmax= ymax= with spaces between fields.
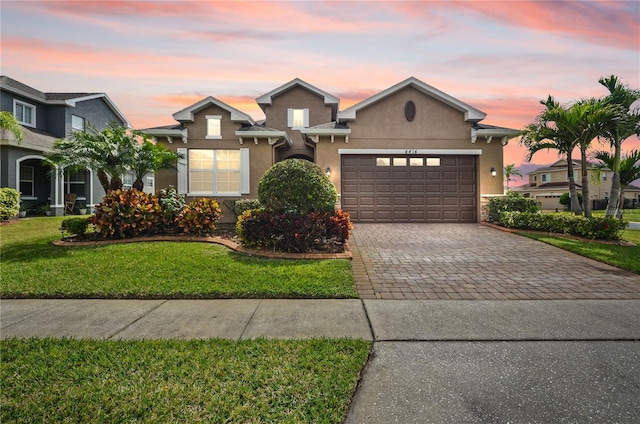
xmin=258 ymin=159 xmax=337 ymax=214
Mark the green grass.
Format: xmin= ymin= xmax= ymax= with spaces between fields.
xmin=520 ymin=230 xmax=640 ymax=274
xmin=0 ymin=217 xmax=357 ymax=298
xmin=1 ymin=338 xmax=371 ymax=423
xmin=592 ymin=209 xmax=640 ymax=221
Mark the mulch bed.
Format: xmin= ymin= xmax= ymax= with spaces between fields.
xmin=54 ymin=223 xmax=352 ymax=260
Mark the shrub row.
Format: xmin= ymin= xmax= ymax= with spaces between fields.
xmin=61 ymin=218 xmax=90 ymax=237
xmin=500 ymin=211 xmax=627 ymax=241
xmin=91 ymin=189 xmax=221 ymax=239
xmin=236 ymin=210 xmax=353 ymax=253
xmin=487 ymin=192 xmax=540 ymax=224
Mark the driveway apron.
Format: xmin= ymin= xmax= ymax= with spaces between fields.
xmin=350 ymin=223 xmax=640 ymax=300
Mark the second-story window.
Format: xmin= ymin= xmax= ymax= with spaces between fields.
xmin=288 ymin=108 xmax=309 ymax=128
xmin=14 ymin=99 xmax=36 ymax=127
xmin=602 ymin=172 xmax=607 ymax=181
xmin=541 ymin=173 xmax=551 ymax=182
xmin=72 ymin=115 xmax=85 ymax=132
xmin=206 ymin=115 xmax=222 ymax=139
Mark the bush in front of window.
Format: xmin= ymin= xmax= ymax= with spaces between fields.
xmin=233 ymin=199 xmax=261 ymax=217
xmin=236 ymin=209 xmax=352 ymax=253
xmin=0 ymin=188 xmax=20 ymax=220
xmin=91 ymin=189 xmax=162 ymax=238
xmin=258 ymin=159 xmax=337 ymax=214
xmin=499 ymin=211 xmax=627 ymax=241
xmin=177 ymin=198 xmax=222 ymax=237
xmin=487 ymin=191 xmax=541 ymax=224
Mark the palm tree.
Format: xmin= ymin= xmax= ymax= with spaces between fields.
xmin=568 ymin=98 xmax=620 ymax=218
xmin=503 ymin=164 xmax=523 ymax=191
xmin=0 ymin=111 xmax=24 ymax=144
xmin=130 ymin=139 xmax=182 ymax=191
xmin=47 ymin=123 xmax=137 ymax=192
xmin=598 ymin=75 xmax=640 ymax=218
xmin=593 ymin=149 xmax=640 ymax=217
xmin=520 ymin=96 xmax=583 ymax=214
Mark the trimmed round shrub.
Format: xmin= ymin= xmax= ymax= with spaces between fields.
xmin=258 ymin=159 xmax=337 ymax=214
xmin=0 ymin=188 xmax=20 ymax=220
xmin=177 ymin=198 xmax=222 ymax=236
xmin=91 ymin=189 xmax=162 ymax=238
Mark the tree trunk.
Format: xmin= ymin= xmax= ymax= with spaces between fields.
xmin=580 ymin=148 xmax=591 ymax=218
xmin=97 ymin=169 xmax=111 ymax=193
xmin=617 ymin=190 xmax=626 ymax=219
xmin=132 ymin=178 xmax=144 ymax=191
xmin=110 ymin=176 xmax=123 ymax=191
xmin=605 ymin=140 xmax=622 ymax=218
xmin=566 ymin=155 xmax=582 ymax=215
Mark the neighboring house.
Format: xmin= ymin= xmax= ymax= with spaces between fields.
xmin=143 ymin=77 xmax=519 ymax=223
xmin=512 ymin=159 xmax=640 ymax=210
xmin=0 ymin=76 xmax=136 ymax=215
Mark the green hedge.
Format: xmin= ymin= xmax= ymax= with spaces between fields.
xmin=487 ymin=192 xmax=540 ymax=224
xmin=61 ymin=218 xmax=90 ymax=237
xmin=500 ymin=211 xmax=627 ymax=241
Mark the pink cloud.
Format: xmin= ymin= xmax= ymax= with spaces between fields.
xmin=450 ymin=1 xmax=639 ymax=51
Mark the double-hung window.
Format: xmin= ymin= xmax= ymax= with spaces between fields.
xmin=206 ymin=115 xmax=222 ymax=139
xmin=14 ymin=99 xmax=36 ymax=127
xmin=20 ymin=165 xmax=35 ymax=197
xmin=65 ymin=170 xmax=86 ymax=198
xmin=72 ymin=115 xmax=85 ymax=132
xmin=189 ymin=149 xmax=241 ymax=194
xmin=287 ymin=108 xmax=309 ymax=129
xmin=541 ymin=173 xmax=551 ymax=183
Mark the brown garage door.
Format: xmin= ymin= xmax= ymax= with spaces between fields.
xmin=341 ymin=155 xmax=477 ymax=222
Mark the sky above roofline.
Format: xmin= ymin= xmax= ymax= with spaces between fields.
xmin=2 ymin=0 xmax=638 ymax=179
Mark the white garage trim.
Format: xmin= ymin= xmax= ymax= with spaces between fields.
xmin=338 ymin=149 xmax=482 ymax=155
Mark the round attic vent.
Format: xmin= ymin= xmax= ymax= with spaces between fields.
xmin=405 ymin=101 xmax=416 ymax=122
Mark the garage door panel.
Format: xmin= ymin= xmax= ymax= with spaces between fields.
xmin=342 ymin=155 xmax=477 ymax=223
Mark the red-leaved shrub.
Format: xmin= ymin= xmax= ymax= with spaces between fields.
xmin=91 ymin=189 xmax=162 ymax=238
xmin=177 ymin=198 xmax=222 ymax=236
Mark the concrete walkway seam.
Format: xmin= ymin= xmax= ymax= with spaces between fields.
xmin=107 ymin=299 xmax=169 ymax=340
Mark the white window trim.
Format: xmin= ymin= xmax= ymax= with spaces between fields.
xmin=205 ymin=115 xmax=222 ymax=139
xmin=71 ymin=114 xmax=85 ymax=132
xmin=13 ymin=99 xmax=36 ymax=128
xmin=182 ymin=148 xmax=250 ymax=196
xmin=287 ymin=108 xmax=309 ymax=129
xmin=19 ymin=165 xmax=35 ymax=197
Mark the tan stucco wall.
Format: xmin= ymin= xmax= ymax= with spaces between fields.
xmin=315 ymin=86 xmax=505 ymax=204
xmin=263 ymin=85 xmax=334 ymax=161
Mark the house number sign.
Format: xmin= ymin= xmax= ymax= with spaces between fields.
xmin=405 ymin=149 xmax=418 ymax=154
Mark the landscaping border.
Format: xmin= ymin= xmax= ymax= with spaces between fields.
xmin=480 ymin=222 xmax=636 ymax=246
xmin=53 ymin=235 xmax=352 ymax=260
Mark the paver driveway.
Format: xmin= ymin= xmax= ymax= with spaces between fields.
xmin=350 ymin=223 xmax=640 ymax=300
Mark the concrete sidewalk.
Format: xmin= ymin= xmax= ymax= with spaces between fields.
xmin=2 ymin=299 xmax=639 ymax=341
xmin=3 ymin=299 xmax=640 ymax=423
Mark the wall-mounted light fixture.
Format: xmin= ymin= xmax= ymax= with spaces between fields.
xmin=491 ymin=167 xmax=497 ymax=177
xmin=326 ymin=167 xmax=331 ymax=177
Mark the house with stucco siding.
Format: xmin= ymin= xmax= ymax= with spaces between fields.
xmin=143 ymin=77 xmax=519 ymax=223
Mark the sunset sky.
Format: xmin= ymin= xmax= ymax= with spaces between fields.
xmin=2 ymin=0 xmax=639 ymax=180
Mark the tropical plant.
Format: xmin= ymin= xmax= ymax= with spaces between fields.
xmin=91 ymin=189 xmax=162 ymax=238
xmin=130 ymin=140 xmax=182 ymax=190
xmin=177 ymin=198 xmax=222 ymax=236
xmin=598 ymin=75 xmax=640 ymax=218
xmin=593 ymin=149 xmax=640 ymax=217
xmin=0 ymin=111 xmax=24 ymax=144
xmin=520 ymin=96 xmax=582 ymax=214
xmin=47 ymin=123 xmax=180 ymax=192
xmin=503 ymin=164 xmax=523 ymax=191
xmin=520 ymin=96 xmax=619 ymax=217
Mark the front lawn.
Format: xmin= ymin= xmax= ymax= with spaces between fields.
xmin=0 ymin=217 xmax=357 ymax=298
xmin=1 ymin=338 xmax=370 ymax=423
xmin=520 ymin=230 xmax=640 ymax=274
xmin=592 ymin=209 xmax=640 ymax=221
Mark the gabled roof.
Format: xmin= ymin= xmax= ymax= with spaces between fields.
xmin=255 ymin=78 xmax=339 ymax=113
xmin=337 ymin=77 xmax=487 ymax=123
xmin=173 ymin=96 xmax=254 ymax=124
xmin=530 ymin=159 xmax=609 ymax=173
xmin=0 ymin=76 xmax=131 ymax=128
